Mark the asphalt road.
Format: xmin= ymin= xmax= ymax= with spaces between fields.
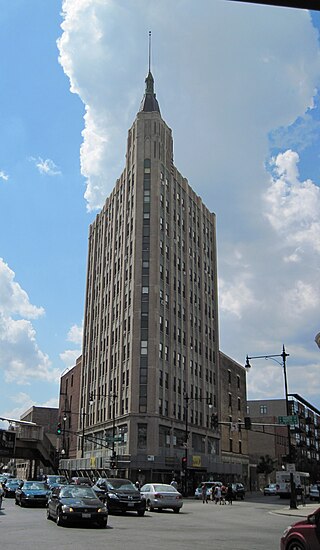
xmin=0 ymin=494 xmax=305 ymax=550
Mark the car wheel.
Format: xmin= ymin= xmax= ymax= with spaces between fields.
xmin=137 ymin=509 xmax=145 ymax=516
xmin=147 ymin=500 xmax=154 ymax=512
xmin=287 ymin=541 xmax=305 ymax=550
xmin=20 ymin=499 xmax=25 ymax=507
xmin=56 ymin=509 xmax=64 ymax=527
xmin=98 ymin=520 xmax=108 ymax=528
xmin=173 ymin=508 xmax=180 ymax=513
xmin=46 ymin=508 xmax=52 ymax=521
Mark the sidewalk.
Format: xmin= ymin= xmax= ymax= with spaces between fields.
xmin=272 ymin=503 xmax=319 ymax=518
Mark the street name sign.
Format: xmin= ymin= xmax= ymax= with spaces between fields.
xmin=278 ymin=415 xmax=298 ymax=426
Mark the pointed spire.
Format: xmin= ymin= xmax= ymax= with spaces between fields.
xmin=139 ymin=31 xmax=161 ymax=114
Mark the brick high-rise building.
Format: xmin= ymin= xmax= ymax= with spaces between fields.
xmin=78 ymin=68 xmax=232 ymax=488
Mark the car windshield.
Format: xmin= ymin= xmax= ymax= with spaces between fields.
xmin=107 ymin=479 xmax=137 ymax=491
xmin=23 ymin=482 xmax=48 ymax=490
xmin=47 ymin=476 xmax=67 ymax=484
xmin=152 ymin=485 xmax=178 ymax=493
xmin=61 ymin=487 xmax=96 ymax=499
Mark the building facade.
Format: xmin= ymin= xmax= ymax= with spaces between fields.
xmin=58 ymin=355 xmax=82 ymax=461
xmin=76 ymin=69 xmax=229 ymax=489
xmin=247 ymin=396 xmax=320 ymax=485
xmin=219 ymin=352 xmax=249 ymax=484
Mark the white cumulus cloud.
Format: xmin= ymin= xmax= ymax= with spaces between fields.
xmin=67 ymin=322 xmax=83 ymax=344
xmin=0 ymin=259 xmax=60 ymax=385
xmin=0 ymin=170 xmax=9 ymax=181
xmin=60 ymin=349 xmax=80 ymax=368
xmin=0 ymin=258 xmax=44 ymax=319
xmin=30 ymin=156 xmax=61 ymax=176
xmin=264 ymin=150 xmax=320 ymax=255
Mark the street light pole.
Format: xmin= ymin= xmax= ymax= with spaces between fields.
xmin=81 ymin=408 xmax=86 ymax=459
xmin=90 ymin=391 xmax=118 ymax=470
xmin=245 ymin=345 xmax=297 ymax=509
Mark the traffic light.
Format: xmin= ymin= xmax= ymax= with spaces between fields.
xmin=244 ymin=417 xmax=252 ymax=430
xmin=289 ymin=447 xmax=297 ymax=463
xmin=181 ymin=456 xmax=187 ymax=470
xmin=57 ymin=422 xmax=62 ymax=435
xmin=211 ymin=413 xmax=219 ymax=430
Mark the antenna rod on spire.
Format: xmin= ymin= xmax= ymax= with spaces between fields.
xmin=148 ymin=30 xmax=151 ymax=73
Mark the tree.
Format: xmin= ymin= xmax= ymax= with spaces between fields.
xmin=257 ymin=454 xmax=276 ymax=485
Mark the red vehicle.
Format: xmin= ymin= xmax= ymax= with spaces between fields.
xmin=280 ymin=507 xmax=320 ymax=549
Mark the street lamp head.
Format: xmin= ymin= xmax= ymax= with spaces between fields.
xmin=245 ymin=355 xmax=251 ymax=370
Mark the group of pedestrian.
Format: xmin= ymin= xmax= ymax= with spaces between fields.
xmin=201 ymin=482 xmax=233 ymax=505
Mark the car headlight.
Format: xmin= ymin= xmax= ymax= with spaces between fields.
xmin=108 ymin=493 xmax=119 ymax=499
xmin=62 ymin=505 xmax=74 ymax=513
xmin=282 ymin=527 xmax=291 ymax=538
xmin=97 ymin=507 xmax=108 ymax=513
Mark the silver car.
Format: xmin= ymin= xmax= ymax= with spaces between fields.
xmin=140 ymin=483 xmax=183 ymax=513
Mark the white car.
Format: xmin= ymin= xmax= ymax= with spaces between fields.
xmin=309 ymin=484 xmax=319 ymax=501
xmin=263 ymin=483 xmax=278 ymax=496
xmin=140 ymin=483 xmax=183 ymax=513
xmin=194 ymin=481 xmax=222 ymax=499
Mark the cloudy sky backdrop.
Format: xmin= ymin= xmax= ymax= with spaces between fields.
xmin=0 ymin=0 xmax=319 ymax=422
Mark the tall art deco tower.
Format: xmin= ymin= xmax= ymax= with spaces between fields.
xmin=80 ymin=64 xmax=221 ymax=484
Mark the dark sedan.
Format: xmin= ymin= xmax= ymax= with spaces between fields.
xmin=232 ymin=483 xmax=245 ymax=500
xmin=4 ymin=479 xmax=22 ymax=497
xmin=93 ymin=478 xmax=146 ymax=516
xmin=47 ymin=485 xmax=108 ymax=527
xmin=15 ymin=481 xmax=50 ymax=507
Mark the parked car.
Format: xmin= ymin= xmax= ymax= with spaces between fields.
xmin=309 ymin=484 xmax=320 ymax=501
xmin=47 ymin=484 xmax=108 ymax=527
xmin=280 ymin=506 xmax=320 ymax=549
xmin=263 ymin=483 xmax=278 ymax=496
xmin=3 ymin=479 xmax=22 ymax=498
xmin=69 ymin=477 xmax=92 ymax=486
xmin=231 ymin=483 xmax=245 ymax=500
xmin=15 ymin=481 xmax=50 ymax=507
xmin=140 ymin=483 xmax=183 ymax=513
xmin=98 ymin=478 xmax=146 ymax=516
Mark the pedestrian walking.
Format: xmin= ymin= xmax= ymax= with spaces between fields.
xmin=221 ymin=484 xmax=227 ymax=504
xmin=214 ymin=484 xmax=222 ymax=504
xmin=226 ymin=483 xmax=233 ymax=505
xmin=201 ymin=483 xmax=208 ymax=503
xmin=170 ymin=478 xmax=178 ymax=490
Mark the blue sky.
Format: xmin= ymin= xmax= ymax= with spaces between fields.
xmin=0 ymin=0 xmax=320 ymax=423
